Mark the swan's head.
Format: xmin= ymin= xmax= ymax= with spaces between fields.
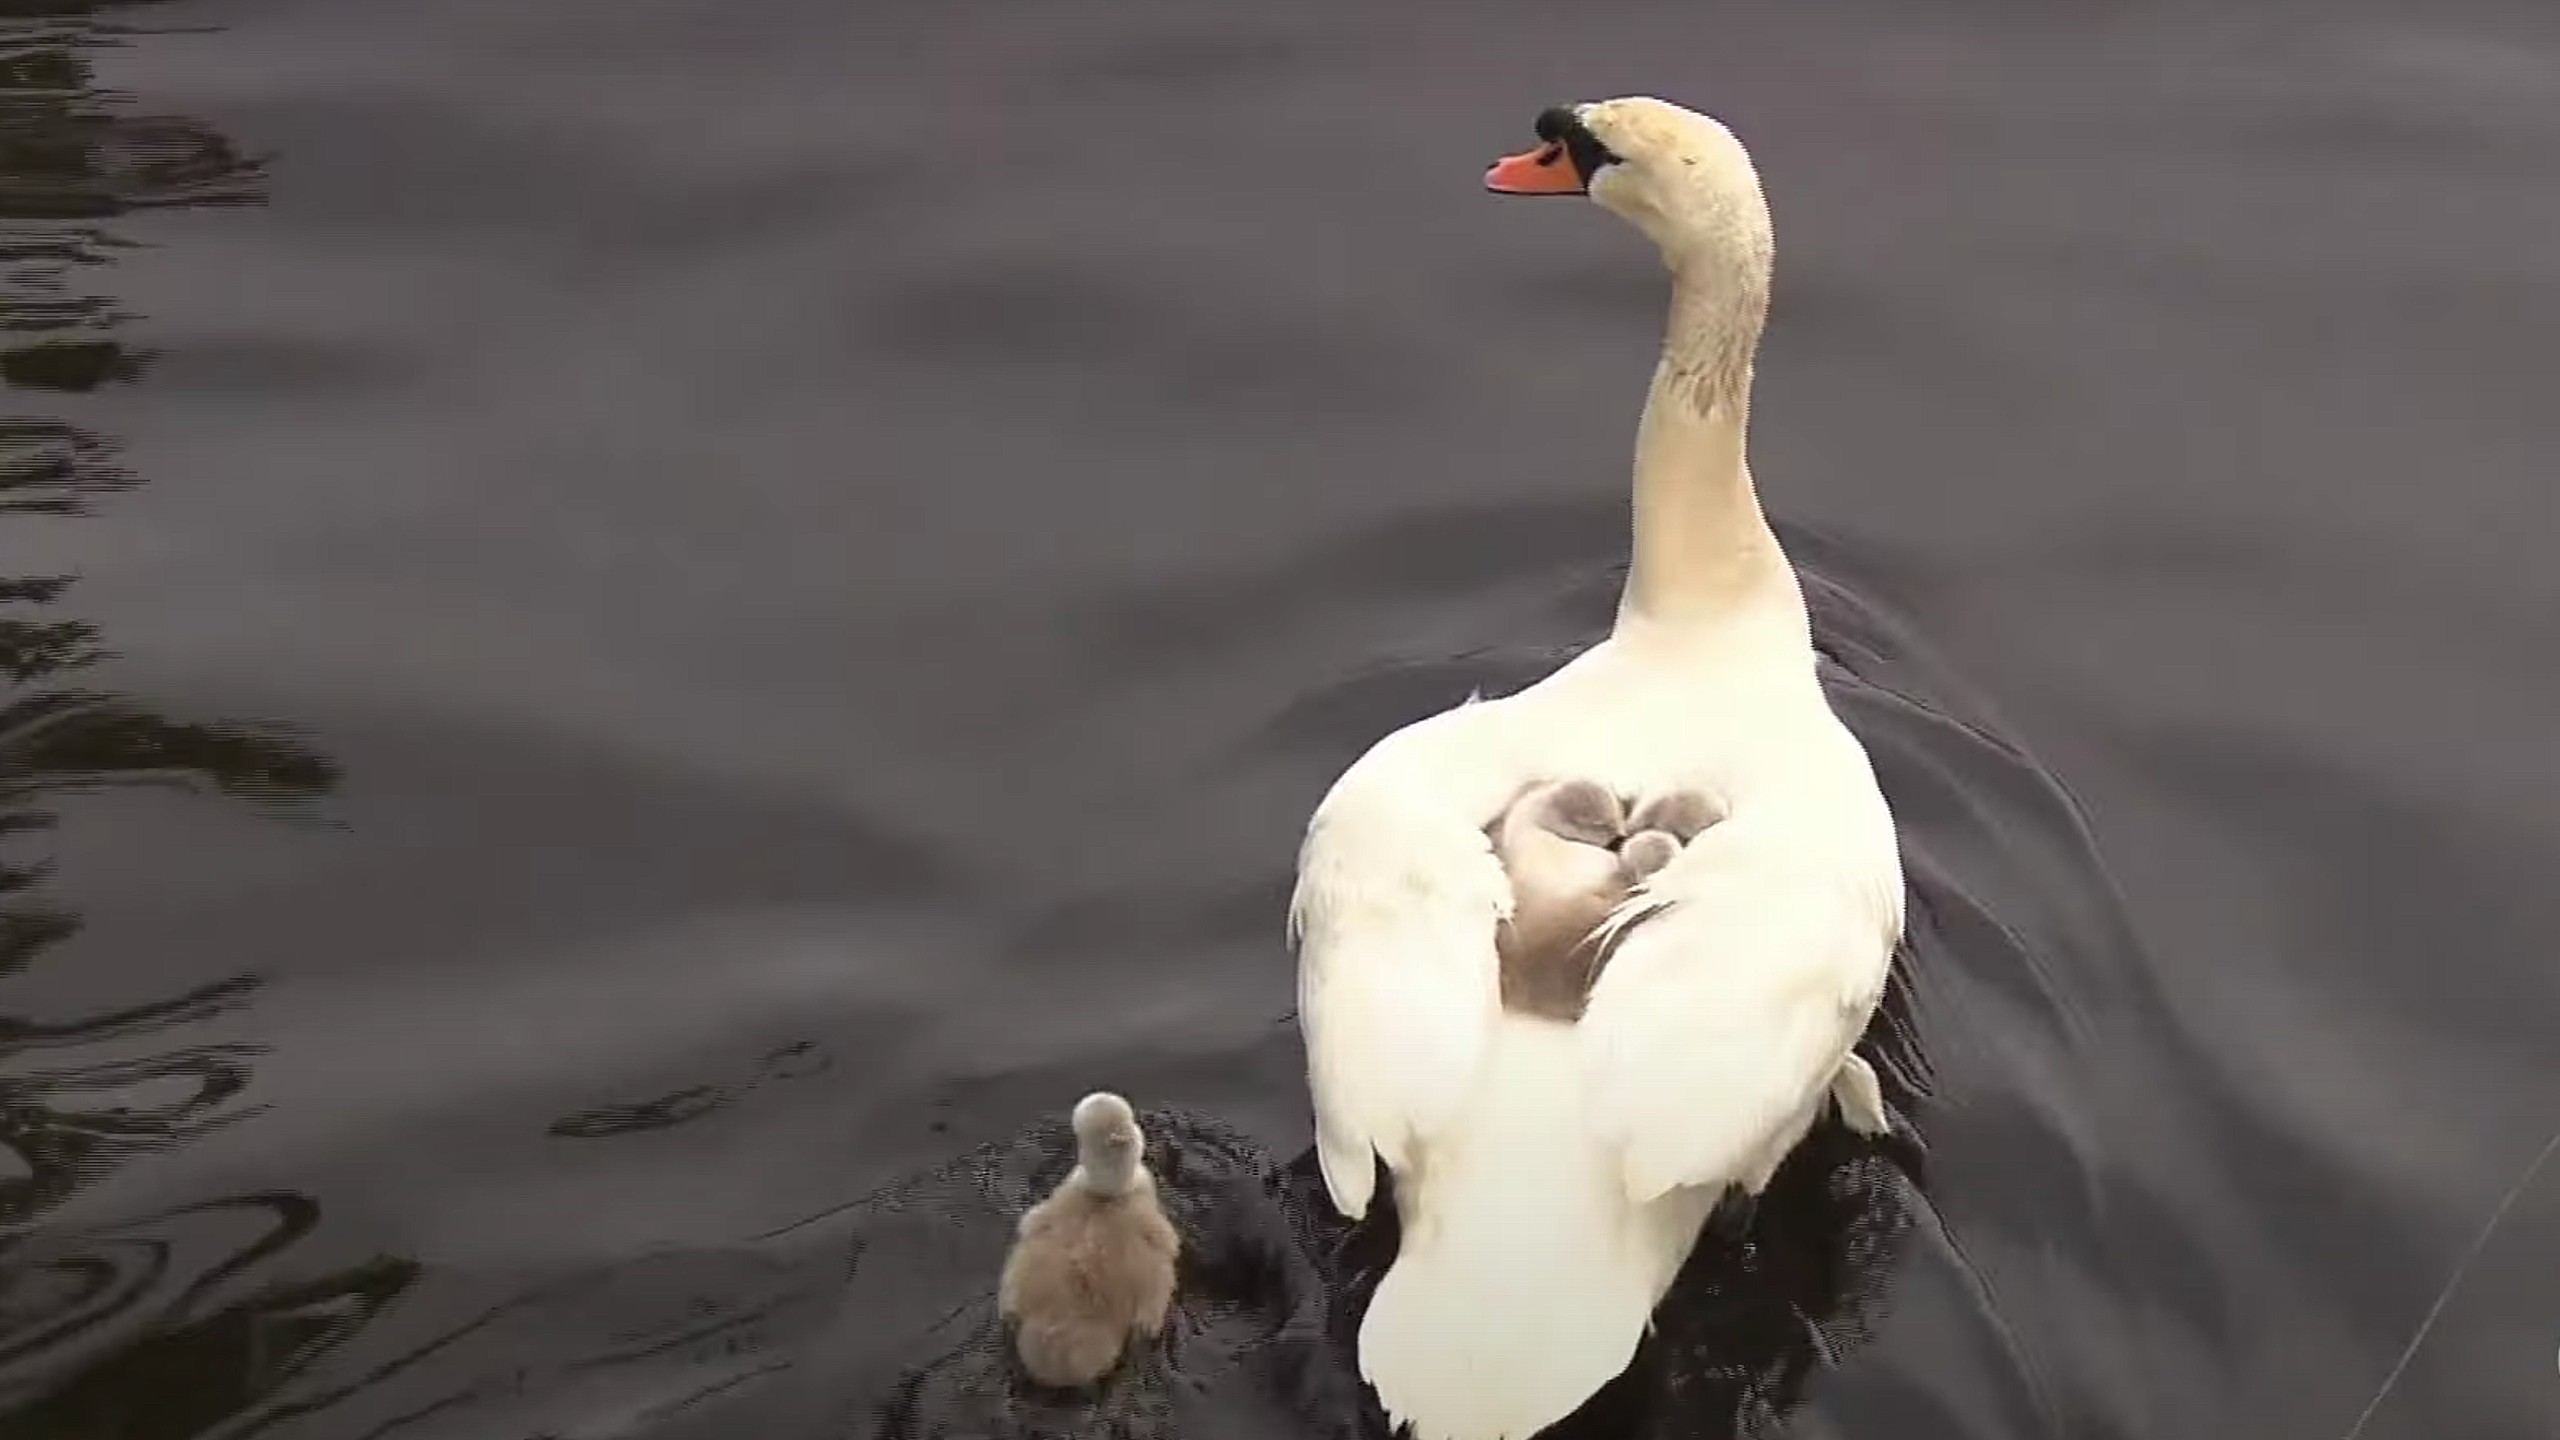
xmin=1068 ymin=1090 xmax=1147 ymax=1197
xmin=1484 ymin=97 xmax=1771 ymax=273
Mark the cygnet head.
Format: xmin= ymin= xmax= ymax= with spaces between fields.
xmin=1519 ymin=779 xmax=1625 ymax=850
xmin=1627 ymin=789 xmax=1722 ymax=845
xmin=1069 ymin=1091 xmax=1146 ymax=1198
xmin=1483 ymin=96 xmax=1771 ymax=275
xmin=1618 ymin=829 xmax=1684 ymax=882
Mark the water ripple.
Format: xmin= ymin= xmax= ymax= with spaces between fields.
xmin=1 ymin=5 xmax=352 ymax=1434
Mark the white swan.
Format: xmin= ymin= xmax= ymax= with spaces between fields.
xmin=1287 ymin=97 xmax=1904 ymax=1440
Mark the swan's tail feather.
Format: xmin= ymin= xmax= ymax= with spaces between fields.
xmin=1359 ymin=1232 xmax=1650 ymax=1440
xmin=1354 ymin=1019 xmax=1662 ymax=1440
xmin=1831 ymin=1052 xmax=1890 ymax=1136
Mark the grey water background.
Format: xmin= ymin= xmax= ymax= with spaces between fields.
xmin=5 ymin=0 xmax=2559 ymax=1436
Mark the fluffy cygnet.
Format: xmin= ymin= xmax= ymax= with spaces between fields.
xmin=996 ymin=1091 xmax=1180 ymax=1388
xmin=1618 ymin=790 xmax=1720 ymax=881
xmin=1488 ymin=780 xmax=1723 ymax=1019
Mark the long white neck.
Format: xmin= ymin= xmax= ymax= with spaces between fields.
xmin=1614 ymin=259 xmax=1802 ymax=647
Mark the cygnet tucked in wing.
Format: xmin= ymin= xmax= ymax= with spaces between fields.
xmin=1488 ymin=780 xmax=1723 ymax=1019
xmin=1616 ymin=788 xmax=1724 ymax=882
xmin=1488 ymin=780 xmax=1624 ymax=1005
xmin=996 ymin=1092 xmax=1180 ymax=1387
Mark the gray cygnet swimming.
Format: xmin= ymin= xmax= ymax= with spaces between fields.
xmin=996 ymin=1091 xmax=1180 ymax=1388
xmin=1487 ymin=780 xmax=1722 ymax=1020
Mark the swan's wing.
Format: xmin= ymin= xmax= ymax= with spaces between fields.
xmin=1289 ymin=715 xmax=1517 ymax=1222
xmin=1578 ymin=816 xmax=1900 ymax=1204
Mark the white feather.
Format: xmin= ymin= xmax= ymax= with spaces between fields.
xmin=1357 ymin=1016 xmax=1715 ymax=1440
xmin=1292 ymin=704 xmax=1524 ymax=1220
xmin=1579 ymin=792 xmax=1902 ymax=1205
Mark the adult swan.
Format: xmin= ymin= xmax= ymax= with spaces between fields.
xmin=1288 ymin=98 xmax=1904 ymax=1440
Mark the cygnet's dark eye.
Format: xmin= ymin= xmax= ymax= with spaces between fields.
xmin=1532 ymin=106 xmax=1623 ymax=186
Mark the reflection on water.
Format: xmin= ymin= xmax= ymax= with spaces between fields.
xmin=2 ymin=1193 xmax=414 ymax=1439
xmin=2 ymin=976 xmax=263 ymax=1220
xmin=0 ymin=2 xmax=351 ymax=1434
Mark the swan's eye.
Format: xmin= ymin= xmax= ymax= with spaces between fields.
xmin=1529 ymin=106 xmax=1622 ymax=187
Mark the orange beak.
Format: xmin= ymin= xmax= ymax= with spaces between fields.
xmin=1484 ymin=143 xmax=1585 ymax=196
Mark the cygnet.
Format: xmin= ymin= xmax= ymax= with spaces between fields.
xmin=996 ymin=1091 xmax=1180 ymax=1387
xmin=1488 ymin=780 xmax=1723 ymax=1019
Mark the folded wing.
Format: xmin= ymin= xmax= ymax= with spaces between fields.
xmin=1577 ymin=815 xmax=1900 ymax=1204
xmin=1289 ymin=716 xmax=1517 ymax=1221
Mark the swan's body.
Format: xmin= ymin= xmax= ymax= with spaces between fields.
xmin=1288 ymin=98 xmax=1902 ymax=1440
xmin=996 ymin=1092 xmax=1180 ymax=1388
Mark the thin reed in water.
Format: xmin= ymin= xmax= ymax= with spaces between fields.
xmin=2340 ymin=1123 xmax=2560 ymax=1440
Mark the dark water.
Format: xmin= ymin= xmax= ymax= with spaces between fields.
xmin=7 ymin=0 xmax=2559 ymax=1436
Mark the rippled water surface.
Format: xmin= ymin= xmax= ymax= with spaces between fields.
xmin=6 ymin=1 xmax=2559 ymax=1437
